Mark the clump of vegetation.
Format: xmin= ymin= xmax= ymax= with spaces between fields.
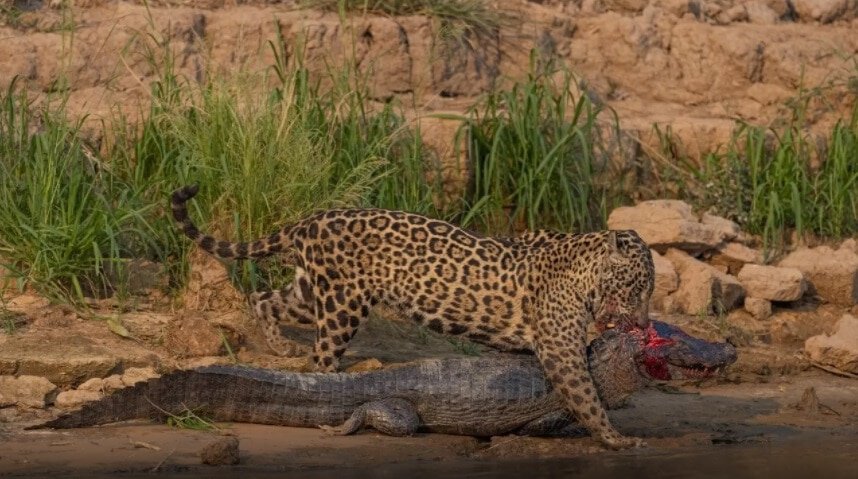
xmin=0 ymin=81 xmax=154 ymax=301
xmin=0 ymin=27 xmax=445 ymax=302
xmin=160 ymin=405 xmax=218 ymax=431
xmin=693 ymin=104 xmax=858 ymax=250
xmin=460 ymin=58 xmax=621 ymax=235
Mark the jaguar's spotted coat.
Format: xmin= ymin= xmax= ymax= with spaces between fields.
xmin=171 ymin=185 xmax=655 ymax=449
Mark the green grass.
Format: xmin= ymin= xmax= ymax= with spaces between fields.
xmin=0 ymin=80 xmax=155 ymax=302
xmin=693 ymin=105 xmax=858 ymax=251
xmin=0 ymin=25 xmax=446 ymax=302
xmin=458 ymin=57 xmax=620 ymax=235
xmin=165 ymin=407 xmax=218 ymax=431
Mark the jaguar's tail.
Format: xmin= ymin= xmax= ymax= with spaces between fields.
xmin=170 ymin=185 xmax=291 ymax=259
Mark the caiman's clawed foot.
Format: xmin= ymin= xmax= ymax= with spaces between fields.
xmin=320 ymin=398 xmax=420 ymax=437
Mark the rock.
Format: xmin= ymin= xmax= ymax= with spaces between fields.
xmin=603 ymin=0 xmax=649 ymax=12
xmin=664 ymin=249 xmax=745 ymax=315
xmin=0 ymin=326 xmax=159 ymax=387
xmin=805 ymin=314 xmax=858 ymax=373
xmin=840 ymin=238 xmax=858 ymax=255
xmin=102 ymin=374 xmax=125 ymax=391
xmin=764 ymin=0 xmax=794 ymax=16
xmin=737 ymin=264 xmax=806 ymax=301
xmin=121 ymin=367 xmax=159 ymax=386
xmin=651 ymin=250 xmax=679 ymax=311
xmin=716 ymin=4 xmax=749 ymax=23
xmin=708 ymin=242 xmax=764 ymax=275
xmin=769 ymin=306 xmax=842 ymax=345
xmin=744 ymin=297 xmax=772 ymax=320
xmin=77 ymin=377 xmax=105 ymax=392
xmin=607 ymin=200 xmax=728 ymax=253
xmin=792 ymin=0 xmax=854 ymax=23
xmin=778 ymin=246 xmax=858 ymax=305
xmin=746 ymin=1 xmax=781 ymax=23
xmin=121 ymin=312 xmax=171 ymax=342
xmin=164 ymin=311 xmax=225 ymax=358
xmin=0 ymin=376 xmax=57 ymax=408
xmin=55 ymin=389 xmax=104 ymax=409
xmin=700 ymin=213 xmax=740 ymax=241
xmin=200 ymin=436 xmax=240 ymax=466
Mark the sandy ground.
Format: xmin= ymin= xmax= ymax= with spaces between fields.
xmin=2 ymin=370 xmax=857 ymax=477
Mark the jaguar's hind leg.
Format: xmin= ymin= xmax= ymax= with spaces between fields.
xmin=249 ymin=282 xmax=314 ymax=357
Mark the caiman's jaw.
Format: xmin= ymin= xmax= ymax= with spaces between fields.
xmin=631 ymin=320 xmax=738 ymax=381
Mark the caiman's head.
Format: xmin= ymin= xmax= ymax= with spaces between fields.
xmin=588 ymin=320 xmax=737 ymax=408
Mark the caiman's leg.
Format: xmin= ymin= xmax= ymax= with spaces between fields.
xmin=249 ymin=283 xmax=313 ymax=357
xmin=320 ymin=398 xmax=420 ymax=437
xmin=515 ymin=410 xmax=575 ymax=437
xmin=534 ymin=295 xmax=645 ymax=450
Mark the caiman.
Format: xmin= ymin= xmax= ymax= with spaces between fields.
xmin=32 ymin=320 xmax=736 ymax=437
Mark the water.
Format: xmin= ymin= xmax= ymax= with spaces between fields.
xmin=87 ymin=440 xmax=858 ymax=479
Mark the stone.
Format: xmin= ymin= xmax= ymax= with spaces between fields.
xmin=792 ymin=0 xmax=854 ymax=23
xmin=778 ymin=246 xmax=858 ymax=305
xmin=700 ymin=213 xmax=740 ymax=241
xmin=77 ymin=377 xmax=105 ymax=392
xmin=664 ymin=249 xmax=745 ymax=315
xmin=840 ymin=238 xmax=858 ymax=255
xmin=763 ymin=0 xmax=793 ymax=16
xmin=737 ymin=264 xmax=806 ymax=301
xmin=200 ymin=436 xmax=240 ymax=466
xmin=708 ymin=242 xmax=764 ymax=275
xmin=744 ymin=297 xmax=772 ymax=320
xmin=607 ymin=200 xmax=728 ymax=253
xmin=55 ymin=389 xmax=104 ymax=409
xmin=164 ymin=311 xmax=225 ymax=358
xmin=805 ymin=314 xmax=858 ymax=373
xmin=716 ymin=4 xmax=749 ymax=23
xmin=746 ymin=1 xmax=781 ymax=23
xmin=0 ymin=324 xmax=159 ymax=387
xmin=121 ymin=312 xmax=171 ymax=342
xmin=651 ymin=250 xmax=679 ymax=311
xmin=0 ymin=375 xmax=57 ymax=408
xmin=603 ymin=0 xmax=649 ymax=12
xmin=769 ymin=306 xmax=842 ymax=346
xmin=102 ymin=374 xmax=125 ymax=391
xmin=121 ymin=367 xmax=159 ymax=386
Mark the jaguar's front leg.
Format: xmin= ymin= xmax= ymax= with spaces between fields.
xmin=534 ymin=296 xmax=645 ymax=450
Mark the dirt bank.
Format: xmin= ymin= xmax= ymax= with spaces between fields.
xmin=1 ymin=0 xmax=856 ymax=160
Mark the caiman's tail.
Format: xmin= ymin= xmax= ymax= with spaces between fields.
xmin=170 ymin=185 xmax=292 ymax=259
xmin=27 ymin=370 xmax=213 ymax=429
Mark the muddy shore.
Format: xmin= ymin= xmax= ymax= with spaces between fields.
xmin=2 ymin=369 xmax=857 ymax=476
